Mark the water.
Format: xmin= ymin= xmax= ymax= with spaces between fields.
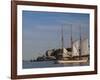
xmin=23 ymin=60 xmax=89 ymax=69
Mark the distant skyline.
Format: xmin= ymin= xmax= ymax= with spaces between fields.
xmin=22 ymin=11 xmax=89 ymax=60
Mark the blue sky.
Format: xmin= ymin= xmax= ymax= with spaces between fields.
xmin=22 ymin=11 xmax=89 ymax=60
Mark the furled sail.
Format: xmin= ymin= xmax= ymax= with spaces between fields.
xmin=81 ymin=38 xmax=89 ymax=56
xmin=62 ymin=48 xmax=69 ymax=57
xmin=72 ymin=40 xmax=80 ymax=56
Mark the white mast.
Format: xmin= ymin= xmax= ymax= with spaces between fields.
xmin=60 ymin=25 xmax=64 ymax=58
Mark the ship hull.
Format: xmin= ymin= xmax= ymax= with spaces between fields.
xmin=56 ymin=59 xmax=88 ymax=64
xmin=55 ymin=55 xmax=89 ymax=64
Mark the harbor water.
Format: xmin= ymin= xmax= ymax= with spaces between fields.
xmin=23 ymin=60 xmax=89 ymax=69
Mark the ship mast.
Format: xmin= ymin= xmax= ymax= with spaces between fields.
xmin=79 ymin=25 xmax=82 ymax=60
xmin=70 ymin=24 xmax=73 ymax=57
xmin=61 ymin=25 xmax=64 ymax=53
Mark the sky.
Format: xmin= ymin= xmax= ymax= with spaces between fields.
xmin=22 ymin=11 xmax=89 ymax=60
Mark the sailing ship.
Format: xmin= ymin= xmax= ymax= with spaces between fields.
xmin=56 ymin=24 xmax=89 ymax=64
